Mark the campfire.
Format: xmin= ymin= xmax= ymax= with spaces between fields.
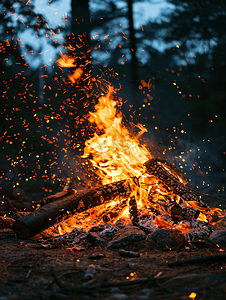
xmin=8 ymin=79 xmax=224 ymax=252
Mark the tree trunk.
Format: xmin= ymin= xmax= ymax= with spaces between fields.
xmin=127 ymin=0 xmax=138 ymax=86
xmin=70 ymin=0 xmax=93 ymax=153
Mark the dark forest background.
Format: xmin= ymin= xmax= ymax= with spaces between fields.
xmin=0 ymin=0 xmax=225 ymax=204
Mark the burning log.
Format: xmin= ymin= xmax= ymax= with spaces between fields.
xmin=148 ymin=196 xmax=182 ymax=217
xmin=0 ymin=216 xmax=15 ymax=229
xmin=129 ymin=196 xmax=139 ymax=226
xmin=148 ymin=195 xmax=200 ymax=221
xmin=39 ymin=189 xmax=75 ymax=207
xmin=181 ymin=205 xmax=200 ymax=221
xmin=12 ymin=180 xmax=131 ymax=239
xmin=145 ymin=158 xmax=208 ymax=207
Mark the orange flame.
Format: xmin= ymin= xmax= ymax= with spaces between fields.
xmin=83 ymin=86 xmax=152 ymax=186
xmin=46 ymin=75 xmax=220 ymax=236
xmin=56 ymin=53 xmax=83 ymax=82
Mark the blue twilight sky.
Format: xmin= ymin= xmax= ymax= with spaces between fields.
xmin=16 ymin=0 xmax=174 ymax=69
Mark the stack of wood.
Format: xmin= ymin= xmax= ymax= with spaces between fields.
xmin=10 ymin=158 xmax=220 ymax=239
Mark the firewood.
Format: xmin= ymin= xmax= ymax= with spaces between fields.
xmin=12 ymin=179 xmax=131 ymax=239
xmin=181 ymin=205 xmax=200 ymax=220
xmin=39 ymin=190 xmax=75 ymax=206
xmin=1 ymin=199 xmax=34 ymax=211
xmin=145 ymin=158 xmax=209 ymax=208
xmin=129 ymin=196 xmax=139 ymax=226
xmin=148 ymin=196 xmax=182 ymax=217
xmin=0 ymin=216 xmax=15 ymax=229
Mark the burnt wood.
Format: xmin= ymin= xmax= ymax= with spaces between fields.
xmin=39 ymin=190 xmax=75 ymax=206
xmin=181 ymin=205 xmax=200 ymax=220
xmin=152 ymin=198 xmax=182 ymax=217
xmin=145 ymin=158 xmax=209 ymax=208
xmin=129 ymin=196 xmax=139 ymax=226
xmin=0 ymin=216 xmax=15 ymax=229
xmin=12 ymin=180 xmax=131 ymax=239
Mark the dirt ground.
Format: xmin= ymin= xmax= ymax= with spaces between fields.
xmin=1 ymin=230 xmax=226 ymax=300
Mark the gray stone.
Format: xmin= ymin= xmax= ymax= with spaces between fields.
xmin=147 ymin=228 xmax=185 ymax=251
xmin=107 ymin=226 xmax=146 ymax=249
xmin=209 ymin=229 xmax=226 ymax=247
xmin=100 ymin=226 xmax=119 ymax=239
xmin=86 ymin=232 xmax=106 ymax=246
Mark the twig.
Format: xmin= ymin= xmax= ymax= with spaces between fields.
xmin=168 ymin=254 xmax=226 ymax=267
xmin=25 ymin=269 xmax=32 ymax=279
xmin=51 ymin=268 xmax=66 ymax=288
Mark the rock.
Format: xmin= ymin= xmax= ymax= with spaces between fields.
xmin=107 ymin=226 xmax=146 ymax=249
xmin=209 ymin=229 xmax=226 ymax=247
xmin=147 ymin=228 xmax=185 ymax=251
xmin=100 ymin=226 xmax=119 ymax=239
xmin=86 ymin=232 xmax=106 ymax=246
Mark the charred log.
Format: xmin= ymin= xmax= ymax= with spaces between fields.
xmin=129 ymin=196 xmax=139 ymax=226
xmin=145 ymin=159 xmax=209 ymax=208
xmin=39 ymin=190 xmax=75 ymax=207
xmin=0 ymin=216 xmax=15 ymax=229
xmin=181 ymin=205 xmax=200 ymax=221
xmin=12 ymin=180 xmax=131 ymax=239
xmin=150 ymin=197 xmax=182 ymax=217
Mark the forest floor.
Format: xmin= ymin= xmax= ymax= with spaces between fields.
xmin=1 ymin=230 xmax=226 ymax=300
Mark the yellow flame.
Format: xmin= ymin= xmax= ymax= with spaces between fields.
xmin=44 ymin=77 xmax=220 ymax=236
xmin=56 ymin=53 xmax=77 ymax=68
xmin=83 ymin=86 xmax=152 ymax=185
xmin=56 ymin=53 xmax=83 ymax=82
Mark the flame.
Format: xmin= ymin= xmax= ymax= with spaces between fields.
xmin=56 ymin=53 xmax=83 ymax=82
xmin=83 ymin=86 xmax=152 ymax=185
xmin=68 ymin=68 xmax=83 ymax=83
xmin=44 ymin=81 xmax=220 ymax=236
xmin=56 ymin=53 xmax=77 ymax=68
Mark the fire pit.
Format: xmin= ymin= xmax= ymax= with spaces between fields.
xmin=3 ymin=85 xmax=224 ymax=252
xmin=1 ymin=84 xmax=226 ymax=300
